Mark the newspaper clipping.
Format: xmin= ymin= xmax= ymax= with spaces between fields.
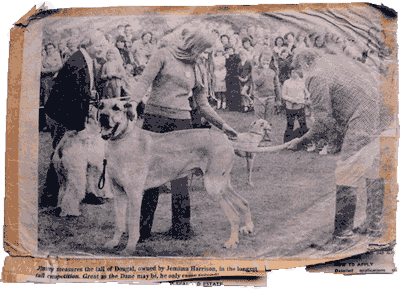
xmin=1 ymin=1 xmax=398 ymax=286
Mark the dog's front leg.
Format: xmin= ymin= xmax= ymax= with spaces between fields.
xmin=121 ymin=182 xmax=144 ymax=256
xmin=246 ymin=152 xmax=256 ymax=187
xmin=104 ymin=185 xmax=127 ymax=250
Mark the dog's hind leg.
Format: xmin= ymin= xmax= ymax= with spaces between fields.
xmin=204 ymin=176 xmax=240 ymax=249
xmin=246 ymin=152 xmax=256 ymax=187
xmin=104 ymin=184 xmax=127 ymax=250
xmin=228 ymin=183 xmax=254 ymax=235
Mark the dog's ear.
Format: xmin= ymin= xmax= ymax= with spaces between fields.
xmin=124 ymin=102 xmax=136 ymax=122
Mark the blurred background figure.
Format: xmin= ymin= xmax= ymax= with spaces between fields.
xmin=213 ymin=48 xmax=227 ymax=110
xmin=224 ymin=44 xmax=241 ymax=111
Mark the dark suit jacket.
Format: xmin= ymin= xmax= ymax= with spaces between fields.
xmin=44 ymin=49 xmax=92 ymax=131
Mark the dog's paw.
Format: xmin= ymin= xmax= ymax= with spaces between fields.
xmin=240 ymin=223 xmax=254 ymax=235
xmin=120 ymin=246 xmax=136 ymax=256
xmin=223 ymin=239 xmax=239 ymax=249
xmin=104 ymin=239 xmax=119 ymax=249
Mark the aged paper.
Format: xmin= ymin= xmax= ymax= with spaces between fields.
xmin=1 ymin=0 xmax=399 ymax=286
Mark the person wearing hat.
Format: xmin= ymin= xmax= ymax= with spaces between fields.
xmin=287 ymin=49 xmax=389 ymax=251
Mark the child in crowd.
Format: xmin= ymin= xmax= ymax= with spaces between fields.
xmin=213 ymin=48 xmax=227 ymax=110
xmin=237 ymin=49 xmax=253 ymax=112
xmin=252 ymin=50 xmax=279 ymax=123
xmin=282 ymin=69 xmax=308 ymax=143
xmin=101 ymin=49 xmax=126 ymax=99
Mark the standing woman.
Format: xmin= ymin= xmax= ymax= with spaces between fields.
xmin=128 ymin=30 xmax=239 ymax=241
xmin=225 ymin=44 xmax=241 ymax=110
xmin=237 ymin=49 xmax=253 ymax=112
xmin=132 ymin=31 xmax=155 ymax=68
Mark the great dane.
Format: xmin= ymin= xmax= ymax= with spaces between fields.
xmin=97 ymin=99 xmax=293 ymax=254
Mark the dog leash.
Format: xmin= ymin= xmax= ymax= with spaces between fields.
xmin=98 ymin=159 xmax=107 ymax=190
xmin=89 ymin=90 xmax=108 ymax=190
xmin=98 ymin=131 xmax=109 ymax=190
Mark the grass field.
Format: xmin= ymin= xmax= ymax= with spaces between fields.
xmin=38 ymin=108 xmax=344 ymax=258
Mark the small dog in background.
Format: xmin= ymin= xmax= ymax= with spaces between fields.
xmin=306 ymin=115 xmax=344 ymax=155
xmin=234 ymin=119 xmax=272 ymax=187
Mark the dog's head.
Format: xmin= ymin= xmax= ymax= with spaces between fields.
xmin=98 ymin=99 xmax=136 ymax=140
xmin=250 ymin=119 xmax=272 ymax=141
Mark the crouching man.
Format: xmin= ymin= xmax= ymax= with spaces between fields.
xmin=287 ymin=49 xmax=392 ymax=251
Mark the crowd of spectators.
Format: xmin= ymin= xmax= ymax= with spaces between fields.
xmin=40 ymin=23 xmax=392 ymax=156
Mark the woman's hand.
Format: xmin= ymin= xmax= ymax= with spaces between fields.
xmin=222 ymin=123 xmax=238 ymax=140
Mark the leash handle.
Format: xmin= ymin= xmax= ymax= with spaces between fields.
xmin=98 ymin=159 xmax=107 ymax=190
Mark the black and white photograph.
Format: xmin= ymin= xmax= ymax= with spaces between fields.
xmin=35 ymin=3 xmax=398 ymax=260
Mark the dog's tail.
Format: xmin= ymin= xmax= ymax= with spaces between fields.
xmin=231 ymin=141 xmax=292 ymax=153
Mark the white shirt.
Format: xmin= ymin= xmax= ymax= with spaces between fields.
xmin=282 ymin=78 xmax=308 ymax=110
